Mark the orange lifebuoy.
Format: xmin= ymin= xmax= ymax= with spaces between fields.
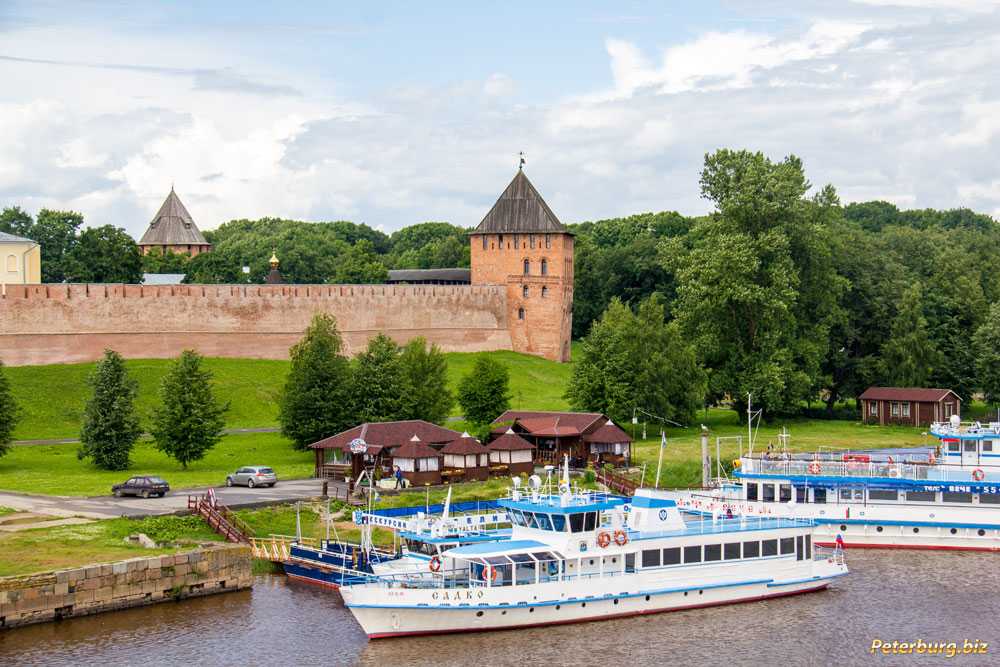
xmin=481 ymin=565 xmax=498 ymax=582
xmin=597 ymin=531 xmax=612 ymax=548
xmin=808 ymin=461 xmax=821 ymax=475
xmin=613 ymin=530 xmax=628 ymax=546
xmin=972 ymin=468 xmax=986 ymax=482
xmin=429 ymin=555 xmax=441 ymax=572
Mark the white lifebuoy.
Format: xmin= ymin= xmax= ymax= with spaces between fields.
xmin=808 ymin=462 xmax=821 ymax=475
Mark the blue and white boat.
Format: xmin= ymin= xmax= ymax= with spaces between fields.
xmin=671 ymin=416 xmax=1000 ymax=552
xmin=339 ymin=467 xmax=847 ymax=638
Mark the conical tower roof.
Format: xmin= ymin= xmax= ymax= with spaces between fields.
xmin=472 ymin=170 xmax=569 ymax=235
xmin=139 ymin=188 xmax=209 ymax=246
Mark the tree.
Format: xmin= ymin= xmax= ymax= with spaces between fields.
xmin=398 ymin=337 xmax=453 ymax=423
xmin=33 ymin=209 xmax=84 ymax=283
xmin=881 ymin=284 xmax=939 ymax=387
xmin=0 ymin=206 xmax=34 ymax=238
xmin=566 ymin=296 xmax=705 ymax=425
xmin=64 ymin=225 xmax=143 ymax=283
xmin=0 ymin=361 xmax=18 ymax=458
xmin=352 ymin=333 xmax=405 ymax=423
xmin=78 ymin=350 xmax=142 ymax=470
xmin=332 ymin=239 xmax=388 ymax=284
xmin=974 ymin=303 xmax=1000 ymax=406
xmin=150 ymin=350 xmax=229 ymax=468
xmin=279 ymin=313 xmax=355 ymax=449
xmin=141 ymin=247 xmax=192 ymax=274
xmin=457 ymin=355 xmax=511 ymax=426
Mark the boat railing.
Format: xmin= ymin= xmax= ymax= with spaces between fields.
xmin=930 ymin=420 xmax=1000 ymax=437
xmin=739 ymin=457 xmax=1000 ymax=483
xmin=813 ymin=545 xmax=845 ymax=566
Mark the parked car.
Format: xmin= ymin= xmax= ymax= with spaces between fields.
xmin=226 ymin=466 xmax=277 ymax=488
xmin=112 ymin=476 xmax=170 ymax=498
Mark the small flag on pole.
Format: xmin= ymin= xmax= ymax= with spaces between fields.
xmin=660 ymin=432 xmax=667 ymax=449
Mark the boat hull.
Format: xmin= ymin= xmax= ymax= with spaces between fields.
xmin=345 ymin=576 xmax=840 ymax=639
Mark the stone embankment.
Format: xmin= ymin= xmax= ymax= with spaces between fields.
xmin=0 ymin=543 xmax=252 ymax=629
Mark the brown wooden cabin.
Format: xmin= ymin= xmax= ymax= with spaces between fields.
xmin=440 ymin=433 xmax=491 ymax=483
xmin=859 ymin=387 xmax=961 ymax=427
xmin=308 ymin=420 xmax=461 ymax=482
xmin=391 ymin=436 xmax=444 ymax=486
xmin=487 ymin=429 xmax=536 ymax=475
xmin=490 ymin=411 xmax=632 ymax=468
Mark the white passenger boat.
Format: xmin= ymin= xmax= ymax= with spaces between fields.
xmin=671 ymin=417 xmax=1000 ymax=552
xmin=339 ymin=468 xmax=847 ymax=638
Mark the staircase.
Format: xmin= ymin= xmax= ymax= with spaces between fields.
xmin=187 ymin=489 xmax=251 ymax=543
xmin=596 ymin=468 xmax=639 ymax=496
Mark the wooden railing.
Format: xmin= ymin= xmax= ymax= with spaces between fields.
xmin=250 ymin=535 xmax=316 ymax=562
xmin=187 ymin=489 xmax=251 ymax=544
xmin=595 ymin=468 xmax=638 ymax=496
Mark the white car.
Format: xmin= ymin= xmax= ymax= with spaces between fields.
xmin=226 ymin=466 xmax=277 ymax=488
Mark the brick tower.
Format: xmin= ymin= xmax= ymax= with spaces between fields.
xmin=470 ymin=169 xmax=574 ymax=362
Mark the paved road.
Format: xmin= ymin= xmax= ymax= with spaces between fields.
xmin=0 ymin=478 xmax=330 ymax=520
xmin=12 ymin=427 xmax=282 ymax=447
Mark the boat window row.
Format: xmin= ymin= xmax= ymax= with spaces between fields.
xmin=746 ymin=482 xmax=1000 ymax=505
xmin=507 ymin=509 xmax=599 ymax=532
xmin=640 ymin=535 xmax=810 ymax=568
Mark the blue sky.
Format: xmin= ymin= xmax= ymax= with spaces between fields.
xmin=2 ymin=1 xmax=999 ymax=238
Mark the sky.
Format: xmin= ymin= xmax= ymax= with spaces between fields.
xmin=2 ymin=0 xmax=1000 ymax=239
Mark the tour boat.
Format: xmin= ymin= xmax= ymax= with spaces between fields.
xmin=338 ymin=466 xmax=848 ymax=639
xmin=671 ymin=416 xmax=1000 ymax=552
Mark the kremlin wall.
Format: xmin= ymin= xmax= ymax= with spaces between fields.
xmin=0 ymin=170 xmax=574 ymax=365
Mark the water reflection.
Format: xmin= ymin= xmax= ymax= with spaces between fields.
xmin=1 ymin=551 xmax=997 ymax=667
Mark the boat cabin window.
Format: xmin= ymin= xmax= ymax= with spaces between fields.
xmin=980 ymin=492 xmax=1000 ymax=505
xmin=522 ymin=511 xmax=537 ymax=528
xmin=569 ymin=513 xmax=585 ymax=532
xmin=796 ymin=536 xmax=805 ymax=561
xmin=510 ymin=553 xmax=536 ymax=585
xmin=762 ymin=539 xmax=778 ymax=557
xmin=868 ymin=489 xmax=897 ymax=501
xmin=906 ymin=491 xmax=936 ymax=502
xmin=762 ymin=484 xmax=775 ymax=502
xmin=779 ymin=485 xmax=792 ymax=502
xmin=948 ymin=441 xmax=960 ymax=453
xmin=814 ymin=488 xmax=827 ymax=504
xmin=943 ymin=492 xmax=973 ymax=503
xmin=683 ymin=545 xmax=701 ymax=563
xmin=746 ymin=483 xmax=758 ymax=501
xmin=743 ymin=541 xmax=760 ymax=558
xmin=704 ymin=544 xmax=722 ymax=561
xmin=780 ymin=537 xmax=795 ymax=555
xmin=840 ymin=488 xmax=863 ymax=501
xmin=625 ymin=553 xmax=636 ymax=572
xmin=724 ymin=542 xmax=740 ymax=560
xmin=584 ymin=512 xmax=597 ymax=531
xmin=964 ymin=442 xmax=976 ymax=453
xmin=794 ymin=485 xmax=808 ymax=503
xmin=642 ymin=549 xmax=660 ymax=568
xmin=984 ymin=441 xmax=994 ymax=452
xmin=805 ymin=535 xmax=811 ymax=559
xmin=485 ymin=556 xmax=512 ymax=585
xmin=535 ymin=513 xmax=554 ymax=531
xmin=551 ymin=514 xmax=567 ymax=532
xmin=508 ymin=509 xmax=525 ymax=526
xmin=662 ymin=547 xmax=681 ymax=565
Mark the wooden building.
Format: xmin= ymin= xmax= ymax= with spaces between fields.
xmin=391 ymin=436 xmax=444 ymax=486
xmin=859 ymin=387 xmax=961 ymax=426
xmin=491 ymin=410 xmax=632 ymax=467
xmin=487 ymin=429 xmax=536 ymax=475
xmin=440 ymin=432 xmax=491 ymax=482
xmin=138 ymin=187 xmax=212 ymax=257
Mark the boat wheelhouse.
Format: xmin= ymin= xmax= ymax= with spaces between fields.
xmin=339 ymin=469 xmax=847 ymax=638
xmin=671 ymin=418 xmax=1000 ymax=552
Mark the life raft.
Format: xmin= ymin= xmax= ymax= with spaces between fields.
xmin=482 ymin=565 xmax=498 ymax=582
xmin=808 ymin=461 xmax=821 ymax=475
xmin=429 ymin=555 xmax=441 ymax=572
xmin=613 ymin=529 xmax=628 ymax=546
xmin=972 ymin=468 xmax=986 ymax=482
xmin=597 ymin=531 xmax=612 ymax=548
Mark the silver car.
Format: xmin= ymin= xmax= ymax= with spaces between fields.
xmin=226 ymin=466 xmax=277 ymax=488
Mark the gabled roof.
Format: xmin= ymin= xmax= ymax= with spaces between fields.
xmin=441 ymin=434 xmax=490 ymax=455
xmin=471 ymin=170 xmax=569 ymax=235
xmin=0 ymin=231 xmax=36 ymax=244
xmin=392 ymin=439 xmax=443 ymax=459
xmin=582 ymin=421 xmax=633 ymax=444
xmin=858 ymin=387 xmax=960 ymax=402
xmin=139 ymin=188 xmax=210 ymax=246
xmin=493 ymin=410 xmax=606 ymax=435
xmin=488 ymin=430 xmax=535 ymax=451
xmin=308 ymin=420 xmax=462 ymax=452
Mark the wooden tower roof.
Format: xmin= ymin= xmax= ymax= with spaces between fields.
xmin=139 ymin=188 xmax=210 ymax=246
xmin=471 ymin=170 xmax=569 ymax=235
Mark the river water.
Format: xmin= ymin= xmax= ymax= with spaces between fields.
xmin=1 ymin=550 xmax=997 ymax=667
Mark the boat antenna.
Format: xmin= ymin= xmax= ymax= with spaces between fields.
xmin=654 ymin=431 xmax=666 ymax=489
xmin=295 ymin=501 xmax=302 ymax=543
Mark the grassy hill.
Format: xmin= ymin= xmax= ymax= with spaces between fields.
xmin=5 ymin=348 xmax=574 ymax=440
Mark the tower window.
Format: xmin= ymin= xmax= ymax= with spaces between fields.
xmin=518 ymin=307 xmax=525 ymax=320
xmin=498 ymin=234 xmax=503 ymax=249
xmin=514 ymin=234 xmax=519 ymax=249
xmin=541 ymin=259 xmax=548 ymax=276
xmin=545 ymin=235 xmax=551 ymax=249
xmin=522 ymin=285 xmax=529 ymax=298
xmin=523 ymin=259 xmax=530 ymax=275
xmin=482 ymin=236 xmax=487 ymax=250
xmin=541 ymin=286 xmax=548 ymax=298
xmin=530 ymin=235 xmax=536 ymax=249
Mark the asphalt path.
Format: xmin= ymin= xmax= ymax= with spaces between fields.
xmin=0 ymin=477 xmax=331 ymax=520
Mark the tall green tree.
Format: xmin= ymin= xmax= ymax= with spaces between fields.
xmin=0 ymin=361 xmax=18 ymax=458
xmin=279 ymin=313 xmax=355 ymax=449
xmin=33 ymin=209 xmax=84 ymax=283
xmin=398 ymin=337 xmax=452 ymax=423
xmin=973 ymin=303 xmax=1000 ymax=406
xmin=881 ymin=284 xmax=939 ymax=387
xmin=332 ymin=239 xmax=388 ymax=284
xmin=150 ymin=350 xmax=229 ymax=468
xmin=0 ymin=206 xmax=34 ymax=238
xmin=566 ymin=296 xmax=705 ymax=425
xmin=141 ymin=247 xmax=192 ymax=274
xmin=457 ymin=355 xmax=511 ymax=426
xmin=64 ymin=225 xmax=143 ymax=283
xmin=78 ymin=350 xmax=142 ymax=470
xmin=352 ymin=333 xmax=405 ymax=423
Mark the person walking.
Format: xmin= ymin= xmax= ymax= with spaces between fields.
xmin=394 ymin=466 xmax=405 ymax=489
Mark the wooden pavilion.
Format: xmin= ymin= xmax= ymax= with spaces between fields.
xmin=440 ymin=432 xmax=491 ymax=482
xmin=487 ymin=429 xmax=536 ymax=475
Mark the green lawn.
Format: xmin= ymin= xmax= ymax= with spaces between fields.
xmin=6 ymin=349 xmax=575 ymax=440
xmin=0 ymin=432 xmax=313 ymax=497
xmin=0 ymin=515 xmax=224 ymax=577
